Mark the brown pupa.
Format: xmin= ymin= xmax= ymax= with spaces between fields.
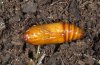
xmin=23 ymin=22 xmax=84 ymax=45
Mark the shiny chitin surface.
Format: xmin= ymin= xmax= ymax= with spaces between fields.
xmin=23 ymin=22 xmax=84 ymax=45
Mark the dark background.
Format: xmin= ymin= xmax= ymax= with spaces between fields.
xmin=0 ymin=0 xmax=100 ymax=65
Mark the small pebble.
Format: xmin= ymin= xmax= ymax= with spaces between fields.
xmin=22 ymin=1 xmax=37 ymax=13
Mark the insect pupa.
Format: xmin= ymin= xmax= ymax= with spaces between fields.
xmin=23 ymin=22 xmax=84 ymax=45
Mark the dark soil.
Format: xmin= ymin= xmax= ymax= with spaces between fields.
xmin=0 ymin=0 xmax=100 ymax=65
